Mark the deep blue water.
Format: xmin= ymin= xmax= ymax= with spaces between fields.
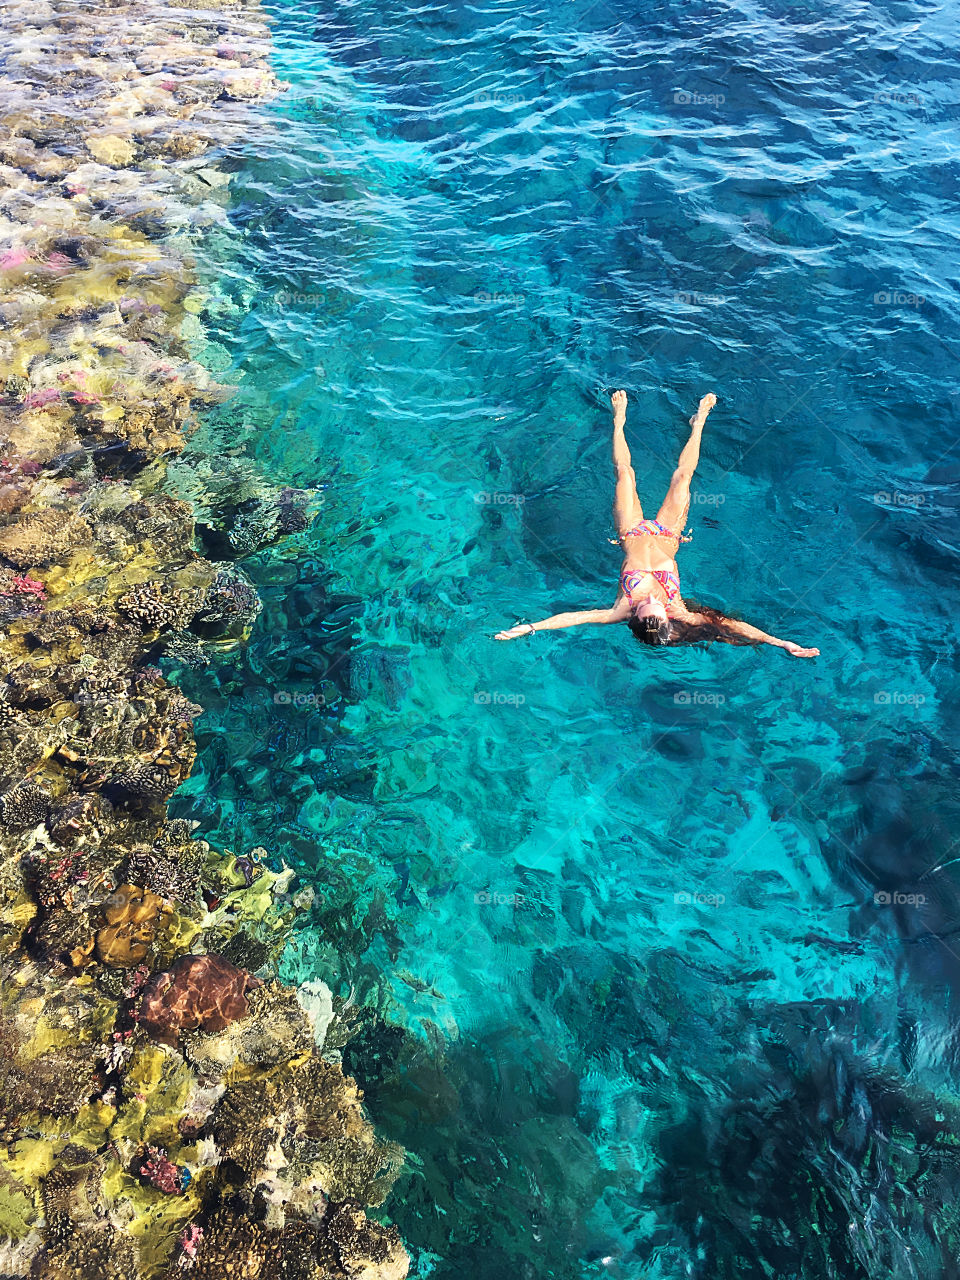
xmin=169 ymin=0 xmax=960 ymax=1275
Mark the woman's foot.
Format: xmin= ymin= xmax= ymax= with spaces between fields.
xmin=611 ymin=389 xmax=627 ymax=428
xmin=689 ymin=392 xmax=717 ymax=429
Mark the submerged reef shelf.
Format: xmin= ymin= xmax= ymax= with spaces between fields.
xmin=0 ymin=1 xmax=409 ymax=1276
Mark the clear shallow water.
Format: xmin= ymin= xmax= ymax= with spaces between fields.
xmin=169 ymin=0 xmax=960 ymax=1275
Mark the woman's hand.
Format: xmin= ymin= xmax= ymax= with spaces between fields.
xmin=495 ymin=624 xmax=535 ymax=641
xmin=784 ymin=641 xmax=820 ymax=658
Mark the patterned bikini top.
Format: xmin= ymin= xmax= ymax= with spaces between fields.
xmin=620 ymin=567 xmax=681 ymax=605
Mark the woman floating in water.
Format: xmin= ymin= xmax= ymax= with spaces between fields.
xmin=496 ymin=391 xmax=819 ymax=657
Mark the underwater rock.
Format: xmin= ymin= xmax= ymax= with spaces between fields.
xmin=0 ymin=1024 xmax=97 ymax=1129
xmin=162 ymin=631 xmax=209 ymax=669
xmin=138 ymin=953 xmax=258 ymax=1047
xmin=30 ymin=1226 xmax=140 ymax=1280
xmin=162 ymin=1200 xmax=407 ymax=1280
xmin=211 ymin=1051 xmax=404 ymax=1209
xmin=217 ymin=929 xmax=272 ymax=973
xmin=226 ymin=490 xmax=311 ymax=556
xmin=183 ymin=981 xmax=313 ymax=1076
xmin=296 ymin=979 xmax=336 ymax=1049
xmin=164 ymin=1208 xmax=307 ymax=1279
xmin=324 ymin=1202 xmax=409 ymax=1280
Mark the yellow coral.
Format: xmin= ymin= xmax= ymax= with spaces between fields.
xmin=0 ymin=1136 xmax=57 ymax=1187
xmin=95 ymin=885 xmax=173 ymax=968
xmin=110 ymin=1045 xmax=194 ymax=1149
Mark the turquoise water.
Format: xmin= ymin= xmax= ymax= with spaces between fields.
xmin=170 ymin=1 xmax=960 ymax=1275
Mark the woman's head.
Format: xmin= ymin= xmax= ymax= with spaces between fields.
xmin=628 ymin=610 xmax=673 ymax=645
xmin=627 ymin=594 xmax=672 ymax=644
xmin=627 ymin=599 xmax=739 ymax=648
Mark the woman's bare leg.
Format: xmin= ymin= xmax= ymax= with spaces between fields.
xmin=655 ymin=393 xmax=717 ymax=530
xmin=611 ymin=390 xmax=643 ymax=533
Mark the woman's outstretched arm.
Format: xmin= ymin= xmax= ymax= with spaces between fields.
xmin=717 ymin=616 xmax=819 ymax=657
xmin=495 ymin=605 xmax=627 ymax=640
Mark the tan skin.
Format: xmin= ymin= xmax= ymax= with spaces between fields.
xmin=495 ymin=391 xmax=820 ymax=657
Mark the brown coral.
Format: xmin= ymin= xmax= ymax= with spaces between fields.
xmin=138 ymin=953 xmax=258 ymax=1047
xmin=0 ymin=1026 xmax=96 ymax=1129
xmin=117 ymin=579 xmax=204 ymax=631
xmin=167 ymin=1208 xmax=311 ymax=1280
xmin=0 ymin=510 xmax=92 ymax=568
xmin=324 ymin=1202 xmax=409 ymax=1280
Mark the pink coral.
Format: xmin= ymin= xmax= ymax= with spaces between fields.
xmin=0 ymin=246 xmax=31 ymax=270
xmin=139 ymin=1146 xmax=189 ymax=1194
xmin=125 ymin=963 xmax=151 ymax=998
xmin=22 ymin=388 xmax=61 ymax=410
xmin=178 ymin=1224 xmax=202 ymax=1264
xmin=1 ymin=575 xmax=47 ymax=599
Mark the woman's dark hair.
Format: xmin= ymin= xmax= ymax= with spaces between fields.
xmin=628 ymin=603 xmax=756 ymax=648
xmin=628 ymin=613 xmax=672 ymax=645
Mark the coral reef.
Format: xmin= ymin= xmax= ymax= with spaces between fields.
xmin=0 ymin=0 xmax=406 ymax=1275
